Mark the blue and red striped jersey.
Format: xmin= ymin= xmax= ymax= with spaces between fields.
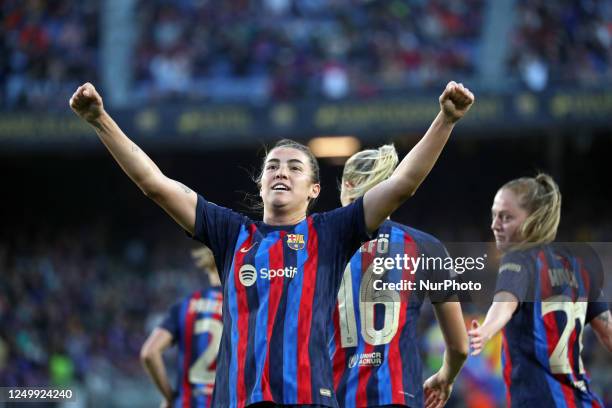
xmin=329 ymin=220 xmax=455 ymax=408
xmin=495 ymin=243 xmax=608 ymax=408
xmin=161 ymin=287 xmax=224 ymax=408
xmin=190 ymin=195 xmax=370 ymax=407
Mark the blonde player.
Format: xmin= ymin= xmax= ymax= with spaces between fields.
xmin=470 ymin=174 xmax=611 ymax=407
xmin=330 ymin=145 xmax=468 ymax=408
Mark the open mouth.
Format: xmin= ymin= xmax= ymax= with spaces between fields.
xmin=272 ymin=183 xmax=290 ymax=191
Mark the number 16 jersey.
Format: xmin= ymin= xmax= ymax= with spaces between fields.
xmin=329 ymin=220 xmax=455 ymax=408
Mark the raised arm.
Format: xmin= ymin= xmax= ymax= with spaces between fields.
xmin=423 ymin=301 xmax=469 ymax=408
xmin=69 ymin=83 xmax=197 ymax=234
xmin=363 ymin=82 xmax=474 ymax=233
xmin=468 ymin=291 xmax=518 ymax=356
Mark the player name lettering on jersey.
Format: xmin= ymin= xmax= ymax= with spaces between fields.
xmin=188 ymin=298 xmax=223 ymax=315
xmin=499 ymin=262 xmax=522 ymax=273
xmin=548 ymin=267 xmax=579 ymax=288
xmin=359 ymin=234 xmax=390 ymax=254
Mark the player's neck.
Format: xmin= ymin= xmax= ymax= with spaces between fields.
xmin=263 ymin=207 xmax=307 ymax=226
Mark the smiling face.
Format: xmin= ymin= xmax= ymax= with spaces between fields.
xmin=491 ymin=188 xmax=529 ymax=251
xmin=259 ymin=146 xmax=320 ymax=220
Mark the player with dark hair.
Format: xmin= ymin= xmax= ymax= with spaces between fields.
xmin=469 ymin=174 xmax=611 ymax=407
xmin=330 ymin=145 xmax=468 ymax=408
xmin=70 ymin=81 xmax=474 ymax=407
xmin=141 ymin=246 xmax=223 ymax=408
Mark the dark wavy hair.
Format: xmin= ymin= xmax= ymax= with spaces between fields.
xmin=251 ymin=139 xmax=321 ymax=213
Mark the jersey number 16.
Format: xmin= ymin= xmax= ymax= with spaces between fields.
xmin=337 ymin=262 xmax=401 ymax=347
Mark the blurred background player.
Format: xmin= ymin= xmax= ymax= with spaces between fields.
xmin=330 ymin=145 xmax=468 ymax=408
xmin=469 ymin=174 xmax=612 ymax=407
xmin=141 ymin=246 xmax=223 ymax=408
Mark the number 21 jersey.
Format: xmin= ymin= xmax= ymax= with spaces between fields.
xmin=495 ymin=244 xmax=607 ymax=408
xmin=161 ymin=287 xmax=224 ymax=408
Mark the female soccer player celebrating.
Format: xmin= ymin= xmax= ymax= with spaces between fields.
xmin=330 ymin=145 xmax=468 ymax=408
xmin=469 ymin=174 xmax=611 ymax=408
xmin=70 ymin=81 xmax=473 ymax=407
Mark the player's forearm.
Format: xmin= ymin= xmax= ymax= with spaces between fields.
xmin=432 ymin=302 xmax=468 ymax=383
xmin=90 ymin=111 xmax=165 ymax=196
xmin=480 ymin=301 xmax=516 ymax=340
xmin=439 ymin=348 xmax=467 ymax=384
xmin=141 ymin=354 xmax=174 ymax=400
xmin=363 ymin=112 xmax=454 ymax=231
xmin=391 ymin=111 xmax=454 ymax=199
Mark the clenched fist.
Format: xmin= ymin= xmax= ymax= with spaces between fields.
xmin=439 ymin=81 xmax=475 ymax=124
xmin=69 ymin=82 xmax=104 ymax=123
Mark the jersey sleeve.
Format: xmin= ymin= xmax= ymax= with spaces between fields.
xmin=190 ymin=194 xmax=246 ymax=283
xmin=494 ymin=250 xmax=531 ymax=303
xmin=586 ymin=295 xmax=610 ymax=323
xmin=576 ymin=244 xmax=609 ymax=322
xmin=159 ymin=302 xmax=181 ymax=343
xmin=318 ymin=197 xmax=371 ymax=262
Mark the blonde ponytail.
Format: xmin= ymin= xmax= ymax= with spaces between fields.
xmin=342 ymin=144 xmax=399 ymax=201
xmin=502 ymin=173 xmax=562 ymax=247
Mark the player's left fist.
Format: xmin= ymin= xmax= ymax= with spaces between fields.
xmin=69 ymin=82 xmax=104 ymax=124
xmin=439 ymin=81 xmax=475 ymax=123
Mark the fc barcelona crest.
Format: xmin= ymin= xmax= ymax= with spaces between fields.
xmin=286 ymin=234 xmax=305 ymax=250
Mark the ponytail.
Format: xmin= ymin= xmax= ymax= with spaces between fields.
xmin=501 ymin=173 xmax=562 ymax=247
xmin=342 ymin=144 xmax=399 ymax=201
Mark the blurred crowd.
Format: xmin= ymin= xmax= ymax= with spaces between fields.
xmin=4 ymin=0 xmax=612 ymax=109
xmin=1 ymin=0 xmax=484 ymax=108
xmin=510 ymin=0 xmax=612 ymax=91
xmin=0 ymin=0 xmax=99 ymax=110
xmin=134 ymin=0 xmax=483 ymax=102
xmin=0 ymin=224 xmax=203 ymax=390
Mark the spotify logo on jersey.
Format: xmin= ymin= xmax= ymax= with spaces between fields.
xmin=238 ymin=264 xmax=299 ymax=286
xmin=239 ymin=264 xmax=257 ymax=287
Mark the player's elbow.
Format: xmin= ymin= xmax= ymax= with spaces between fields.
xmin=139 ymin=343 xmax=157 ymax=365
xmin=140 ymin=178 xmax=164 ymax=200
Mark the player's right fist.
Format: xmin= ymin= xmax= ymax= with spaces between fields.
xmin=439 ymin=81 xmax=474 ymax=124
xmin=69 ymin=82 xmax=104 ymax=123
